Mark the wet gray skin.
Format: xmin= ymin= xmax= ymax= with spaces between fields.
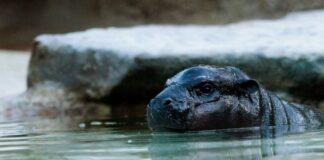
xmin=147 ymin=66 xmax=324 ymax=131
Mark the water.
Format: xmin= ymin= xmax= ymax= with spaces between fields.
xmin=0 ymin=105 xmax=324 ymax=160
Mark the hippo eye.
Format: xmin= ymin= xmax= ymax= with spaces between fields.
xmin=195 ymin=83 xmax=214 ymax=95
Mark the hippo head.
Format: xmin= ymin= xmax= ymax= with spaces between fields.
xmin=147 ymin=66 xmax=262 ymax=131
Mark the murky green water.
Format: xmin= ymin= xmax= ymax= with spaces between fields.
xmin=0 ymin=105 xmax=323 ymax=160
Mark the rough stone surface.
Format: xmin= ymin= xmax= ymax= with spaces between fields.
xmin=0 ymin=86 xmax=112 ymax=122
xmin=29 ymin=10 xmax=324 ymax=104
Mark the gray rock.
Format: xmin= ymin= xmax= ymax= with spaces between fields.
xmin=29 ymin=42 xmax=134 ymax=100
xmin=28 ymin=10 xmax=324 ymax=104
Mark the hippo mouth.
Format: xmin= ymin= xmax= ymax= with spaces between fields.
xmin=151 ymin=125 xmax=189 ymax=132
xmin=147 ymin=103 xmax=192 ymax=131
xmin=193 ymin=98 xmax=220 ymax=108
xmin=147 ymin=122 xmax=189 ymax=132
xmin=148 ymin=99 xmax=224 ymax=131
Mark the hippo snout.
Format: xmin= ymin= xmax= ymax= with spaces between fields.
xmin=147 ymin=85 xmax=193 ymax=131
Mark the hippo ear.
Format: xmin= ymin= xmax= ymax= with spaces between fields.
xmin=236 ymin=79 xmax=259 ymax=94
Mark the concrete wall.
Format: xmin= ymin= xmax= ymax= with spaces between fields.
xmin=1 ymin=0 xmax=324 ymax=49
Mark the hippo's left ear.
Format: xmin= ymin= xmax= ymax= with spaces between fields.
xmin=236 ymin=79 xmax=260 ymax=94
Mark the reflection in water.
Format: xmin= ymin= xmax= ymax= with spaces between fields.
xmin=149 ymin=125 xmax=324 ymax=160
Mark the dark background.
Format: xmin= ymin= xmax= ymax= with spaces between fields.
xmin=1 ymin=0 xmax=324 ymax=49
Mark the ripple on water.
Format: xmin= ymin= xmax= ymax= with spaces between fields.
xmin=0 ymin=119 xmax=324 ymax=160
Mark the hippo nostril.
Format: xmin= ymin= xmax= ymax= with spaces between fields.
xmin=162 ymin=98 xmax=173 ymax=106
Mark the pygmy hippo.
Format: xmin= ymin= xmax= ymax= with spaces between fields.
xmin=147 ymin=66 xmax=324 ymax=131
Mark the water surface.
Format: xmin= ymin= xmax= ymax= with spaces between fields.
xmin=0 ymin=106 xmax=324 ymax=160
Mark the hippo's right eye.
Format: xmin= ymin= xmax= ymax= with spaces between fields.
xmin=195 ymin=82 xmax=215 ymax=95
